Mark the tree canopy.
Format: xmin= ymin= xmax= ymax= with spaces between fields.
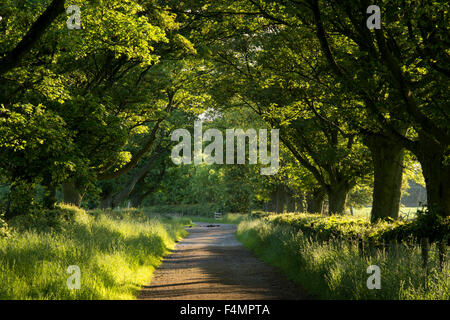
xmin=0 ymin=0 xmax=448 ymax=221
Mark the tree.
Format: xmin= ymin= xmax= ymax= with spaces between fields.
xmin=207 ymin=26 xmax=373 ymax=214
xmin=246 ymin=0 xmax=449 ymax=217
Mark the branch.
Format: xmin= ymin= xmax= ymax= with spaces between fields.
xmin=279 ymin=131 xmax=327 ymax=187
xmin=110 ymin=148 xmax=166 ymax=207
xmin=0 ymin=0 xmax=67 ymax=76
xmin=97 ymin=96 xmax=174 ymax=180
xmin=374 ymin=28 xmax=450 ymax=145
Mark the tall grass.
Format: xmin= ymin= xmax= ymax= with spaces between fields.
xmin=0 ymin=205 xmax=191 ymax=300
xmin=236 ymin=219 xmax=449 ymax=300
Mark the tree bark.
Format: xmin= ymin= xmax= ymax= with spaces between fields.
xmin=62 ymin=180 xmax=85 ymax=207
xmin=286 ymin=191 xmax=296 ymax=213
xmin=327 ymin=182 xmax=352 ymax=215
xmin=416 ymin=135 xmax=450 ymax=217
xmin=109 ymin=154 xmax=161 ymax=208
xmin=364 ymin=134 xmax=405 ymax=222
xmin=43 ymin=184 xmax=57 ymax=209
xmin=275 ymin=187 xmax=283 ymax=213
xmin=130 ymin=188 xmax=154 ymax=208
xmin=307 ymin=187 xmax=326 ymax=214
xmin=100 ymin=191 xmax=113 ymax=209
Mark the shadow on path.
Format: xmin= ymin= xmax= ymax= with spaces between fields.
xmin=138 ymin=223 xmax=311 ymax=300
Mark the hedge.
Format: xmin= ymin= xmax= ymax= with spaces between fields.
xmin=253 ymin=210 xmax=449 ymax=246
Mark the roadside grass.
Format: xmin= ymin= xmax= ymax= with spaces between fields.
xmin=0 ymin=205 xmax=191 ymax=300
xmin=236 ymin=219 xmax=449 ymax=300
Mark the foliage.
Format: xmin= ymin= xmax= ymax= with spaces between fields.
xmin=8 ymin=203 xmax=81 ymax=233
xmin=256 ymin=210 xmax=450 ymax=246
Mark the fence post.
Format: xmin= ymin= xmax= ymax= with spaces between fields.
xmin=389 ymin=239 xmax=398 ymax=257
xmin=421 ymin=237 xmax=430 ymax=268
xmin=438 ymin=237 xmax=447 ymax=271
xmin=358 ymin=238 xmax=364 ymax=255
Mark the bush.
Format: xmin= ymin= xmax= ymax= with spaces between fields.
xmin=8 ymin=203 xmax=81 ymax=233
xmin=259 ymin=211 xmax=450 ymax=247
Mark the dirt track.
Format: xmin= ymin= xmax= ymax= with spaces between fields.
xmin=138 ymin=223 xmax=310 ymax=300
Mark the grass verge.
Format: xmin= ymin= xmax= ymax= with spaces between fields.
xmin=236 ymin=218 xmax=449 ymax=300
xmin=0 ymin=205 xmax=191 ymax=299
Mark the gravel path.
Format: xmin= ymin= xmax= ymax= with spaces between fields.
xmin=138 ymin=223 xmax=310 ymax=300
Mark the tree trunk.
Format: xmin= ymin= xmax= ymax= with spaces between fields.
xmin=275 ymin=187 xmax=283 ymax=213
xmin=43 ymin=184 xmax=57 ymax=209
xmin=296 ymin=192 xmax=305 ymax=212
xmin=62 ymin=180 xmax=85 ymax=207
xmin=364 ymin=134 xmax=404 ymax=222
xmin=327 ymin=182 xmax=351 ymax=215
xmin=286 ymin=192 xmax=296 ymax=212
xmin=109 ymin=154 xmax=160 ymax=208
xmin=130 ymin=193 xmax=144 ymax=208
xmin=416 ymin=135 xmax=450 ymax=217
xmin=130 ymin=188 xmax=154 ymax=208
xmin=100 ymin=192 xmax=113 ymax=209
xmin=307 ymin=188 xmax=326 ymax=214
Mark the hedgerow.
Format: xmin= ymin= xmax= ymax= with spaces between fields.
xmin=253 ymin=210 xmax=449 ymax=247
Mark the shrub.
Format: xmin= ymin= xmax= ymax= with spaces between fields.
xmin=260 ymin=211 xmax=449 ymax=247
xmin=8 ymin=203 xmax=80 ymax=233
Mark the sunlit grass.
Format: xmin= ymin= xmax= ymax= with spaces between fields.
xmin=236 ymin=219 xmax=449 ymax=300
xmin=0 ymin=206 xmax=190 ymax=300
